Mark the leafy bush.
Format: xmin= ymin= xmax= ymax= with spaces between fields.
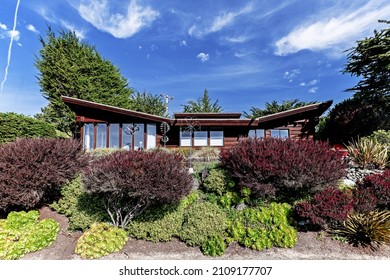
xmin=0 ymin=210 xmax=59 ymax=259
xmin=82 ymin=150 xmax=193 ymax=228
xmin=294 ymin=187 xmax=354 ymax=230
xmin=203 ymin=168 xmax=235 ymax=196
xmin=227 ymin=203 xmax=297 ymax=250
xmin=334 ymin=211 xmax=390 ymax=248
xmin=358 ymin=170 xmax=390 ymax=209
xmin=50 ymin=177 xmax=108 ymax=231
xmin=346 ymin=137 xmax=388 ymax=169
xmin=201 ymin=235 xmax=226 ymax=257
xmin=0 ymin=138 xmax=89 ymax=211
xmin=0 ymin=112 xmax=57 ymax=144
xmin=368 ymin=130 xmax=390 ymax=150
xmin=220 ymin=138 xmax=346 ymax=201
xmin=352 ymin=187 xmax=378 ymax=214
xmin=171 ymin=147 xmax=192 ymax=159
xmin=178 ymin=202 xmax=228 ymax=247
xmin=75 ymin=222 xmax=128 ymax=259
xmin=193 ymin=147 xmax=220 ymax=161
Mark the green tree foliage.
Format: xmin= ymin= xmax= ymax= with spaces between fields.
xmin=321 ymin=21 xmax=390 ymax=143
xmin=182 ymin=89 xmax=222 ymax=113
xmin=35 ymin=27 xmax=134 ymax=135
xmin=132 ymin=91 xmax=166 ymax=116
xmin=243 ymin=99 xmax=315 ymax=118
xmin=0 ymin=112 xmax=57 ymax=144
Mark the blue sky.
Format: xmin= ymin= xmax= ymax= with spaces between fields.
xmin=1 ymin=0 xmax=390 ymax=116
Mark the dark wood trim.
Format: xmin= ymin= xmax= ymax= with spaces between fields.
xmin=119 ymin=124 xmax=123 ymax=148
xmin=93 ymin=124 xmax=97 ymax=149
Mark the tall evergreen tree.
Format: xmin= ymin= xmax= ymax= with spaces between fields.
xmin=243 ymin=99 xmax=315 ymax=118
xmin=132 ymin=91 xmax=167 ymax=117
xmin=35 ymin=27 xmax=134 ymax=135
xmin=182 ymin=89 xmax=222 ymax=113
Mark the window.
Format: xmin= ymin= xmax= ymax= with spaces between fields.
xmin=83 ymin=124 xmax=94 ymax=150
xmin=180 ymin=129 xmax=191 ymax=147
xmin=96 ymin=123 xmax=107 ymax=148
xmin=271 ymin=129 xmax=289 ymax=139
xmin=122 ymin=123 xmax=133 ymax=150
xmin=133 ymin=123 xmax=144 ymax=150
xmin=194 ymin=131 xmax=208 ymax=146
xmin=210 ymin=131 xmax=224 ymax=146
xmin=146 ymin=124 xmax=156 ymax=149
xmin=109 ymin=124 xmax=120 ymax=148
xmin=248 ymin=129 xmax=265 ymax=138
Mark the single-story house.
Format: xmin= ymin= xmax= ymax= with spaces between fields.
xmin=62 ymin=96 xmax=332 ymax=150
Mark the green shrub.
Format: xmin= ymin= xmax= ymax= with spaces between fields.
xmin=0 ymin=112 xmax=57 ymax=144
xmin=368 ymin=130 xmax=390 ymax=148
xmin=128 ymin=191 xmax=200 ymax=242
xmin=227 ymin=203 xmax=298 ymax=250
xmin=334 ymin=211 xmax=390 ymax=248
xmin=50 ymin=176 xmax=108 ymax=231
xmin=201 ymin=235 xmax=226 ymax=257
xmin=203 ymin=168 xmax=234 ymax=196
xmin=0 ymin=210 xmax=59 ymax=259
xmin=179 ymin=202 xmax=228 ymax=247
xmin=75 ymin=223 xmax=128 ymax=259
xmin=347 ymin=137 xmax=388 ymax=169
xmin=193 ymin=147 xmax=220 ymax=161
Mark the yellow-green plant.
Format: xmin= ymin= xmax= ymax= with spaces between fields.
xmin=75 ymin=223 xmax=128 ymax=259
xmin=347 ymin=137 xmax=388 ymax=169
xmin=334 ymin=210 xmax=390 ymax=248
xmin=193 ymin=147 xmax=220 ymax=161
xmin=0 ymin=210 xmax=59 ymax=260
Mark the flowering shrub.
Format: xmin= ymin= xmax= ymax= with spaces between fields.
xmin=82 ymin=150 xmax=193 ymax=228
xmin=358 ymin=170 xmax=390 ymax=209
xmin=0 ymin=138 xmax=88 ymax=211
xmin=294 ymin=187 xmax=354 ymax=230
xmin=220 ymin=138 xmax=346 ymax=201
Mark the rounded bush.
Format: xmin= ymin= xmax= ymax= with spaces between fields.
xmin=358 ymin=170 xmax=390 ymax=209
xmin=201 ymin=235 xmax=226 ymax=257
xmin=0 ymin=138 xmax=89 ymax=211
xmin=220 ymin=138 xmax=346 ymax=201
xmin=178 ymin=202 xmax=228 ymax=247
xmin=203 ymin=168 xmax=234 ymax=196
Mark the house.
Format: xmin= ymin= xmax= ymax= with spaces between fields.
xmin=62 ymin=96 xmax=332 ymax=150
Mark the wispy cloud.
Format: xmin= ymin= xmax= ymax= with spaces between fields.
xmin=1 ymin=0 xmax=21 ymax=92
xmin=275 ymin=0 xmax=390 ymax=56
xmin=26 ymin=24 xmax=39 ymax=34
xmin=225 ymin=35 xmax=251 ymax=44
xmin=309 ymin=87 xmax=318 ymax=94
xmin=0 ymin=23 xmax=7 ymax=30
xmin=197 ymin=52 xmax=210 ymax=63
xmin=189 ymin=4 xmax=253 ymax=38
xmin=179 ymin=40 xmax=187 ymax=47
xmin=60 ymin=20 xmax=86 ymax=39
xmin=36 ymin=6 xmax=56 ymax=23
xmin=76 ymin=0 xmax=159 ymax=39
xmin=283 ymin=69 xmax=300 ymax=82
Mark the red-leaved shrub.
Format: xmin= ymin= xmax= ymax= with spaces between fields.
xmin=82 ymin=150 xmax=193 ymax=228
xmin=358 ymin=170 xmax=390 ymax=210
xmin=0 ymin=138 xmax=88 ymax=211
xmin=294 ymin=187 xmax=354 ymax=230
xmin=220 ymin=138 xmax=346 ymax=201
xmin=352 ymin=187 xmax=378 ymax=213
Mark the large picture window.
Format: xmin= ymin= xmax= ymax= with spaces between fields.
xmin=109 ymin=124 xmax=120 ymax=148
xmin=271 ymin=129 xmax=289 ymax=139
xmin=122 ymin=123 xmax=133 ymax=150
xmin=180 ymin=130 xmax=191 ymax=147
xmin=96 ymin=123 xmax=107 ymax=148
xmin=147 ymin=124 xmax=156 ymax=149
xmin=248 ymin=129 xmax=265 ymax=138
xmin=194 ymin=131 xmax=208 ymax=146
xmin=83 ymin=124 xmax=94 ymax=150
xmin=210 ymin=131 xmax=223 ymax=146
xmin=134 ymin=123 xmax=144 ymax=150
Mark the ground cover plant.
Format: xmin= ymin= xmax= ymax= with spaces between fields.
xmin=220 ymin=138 xmax=346 ymax=202
xmin=75 ymin=222 xmax=128 ymax=259
xmin=0 ymin=138 xmax=89 ymax=211
xmin=82 ymin=149 xmax=193 ymax=228
xmin=0 ymin=210 xmax=59 ymax=260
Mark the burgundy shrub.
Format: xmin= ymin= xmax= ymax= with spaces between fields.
xmin=0 ymin=138 xmax=89 ymax=211
xmin=82 ymin=150 xmax=193 ymax=228
xmin=294 ymin=187 xmax=354 ymax=230
xmin=220 ymin=138 xmax=346 ymax=201
xmin=358 ymin=170 xmax=390 ymax=210
xmin=352 ymin=187 xmax=378 ymax=213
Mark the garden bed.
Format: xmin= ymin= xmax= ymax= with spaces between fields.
xmin=21 ymin=206 xmax=390 ymax=260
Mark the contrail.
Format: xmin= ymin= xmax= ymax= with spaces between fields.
xmin=1 ymin=0 xmax=21 ymax=92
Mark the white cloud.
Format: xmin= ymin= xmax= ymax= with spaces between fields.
xmin=189 ymin=4 xmax=253 ymax=38
xmin=6 ymin=30 xmax=20 ymax=41
xmin=283 ymin=69 xmax=300 ymax=82
xmin=300 ymin=82 xmax=306 ymax=86
xmin=76 ymin=0 xmax=159 ymax=39
xmin=17 ymin=42 xmax=22 ymax=47
xmin=225 ymin=35 xmax=251 ymax=44
xmin=61 ymin=20 xmax=86 ymax=39
xmin=180 ymin=40 xmax=187 ymax=46
xmin=275 ymin=0 xmax=390 ymax=56
xmin=308 ymin=79 xmax=318 ymax=86
xmin=309 ymin=87 xmax=318 ymax=94
xmin=36 ymin=6 xmax=56 ymax=23
xmin=0 ymin=23 xmax=7 ymax=30
xmin=26 ymin=24 xmax=39 ymax=33
xmin=197 ymin=52 xmax=209 ymax=63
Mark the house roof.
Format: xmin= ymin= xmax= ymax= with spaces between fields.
xmin=62 ymin=96 xmax=332 ymax=127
